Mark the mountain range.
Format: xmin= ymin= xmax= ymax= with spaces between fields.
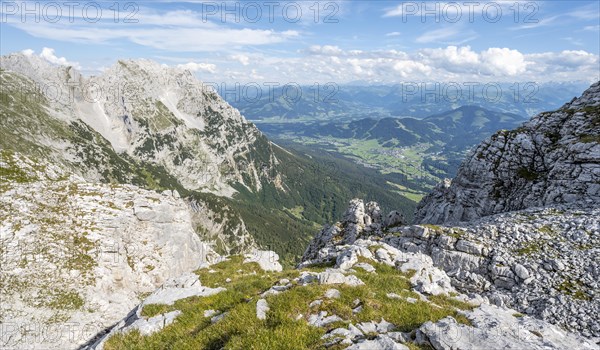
xmin=90 ymin=81 xmax=598 ymax=350
xmin=230 ymin=82 xmax=590 ymax=122
xmin=1 ymin=53 xmax=599 ymax=350
xmin=0 ymin=53 xmax=415 ymax=263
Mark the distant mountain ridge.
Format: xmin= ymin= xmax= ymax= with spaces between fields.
xmin=231 ymin=82 xmax=590 ymax=121
xmin=415 ymin=81 xmax=600 ymax=224
xmin=259 ymin=105 xmax=526 ymax=148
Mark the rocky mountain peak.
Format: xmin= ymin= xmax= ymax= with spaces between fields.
xmin=1 ymin=53 xmax=279 ymax=195
xmin=414 ymin=81 xmax=600 ymax=225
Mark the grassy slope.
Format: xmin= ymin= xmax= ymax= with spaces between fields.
xmin=105 ymin=256 xmax=472 ymax=350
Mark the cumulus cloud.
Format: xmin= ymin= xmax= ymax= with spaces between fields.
xmin=235 ymin=45 xmax=598 ymax=84
xmin=154 ymin=45 xmax=598 ymax=85
xmin=21 ymin=49 xmax=34 ymax=56
xmin=393 ymin=60 xmax=432 ymax=77
xmin=420 ymin=46 xmax=480 ymax=73
xmin=177 ymin=62 xmax=217 ymax=73
xmin=36 ymin=48 xmax=82 ymax=69
xmin=527 ymin=50 xmax=599 ymax=70
xmin=480 ymin=48 xmax=527 ymax=76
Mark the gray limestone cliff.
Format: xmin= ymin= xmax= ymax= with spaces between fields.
xmin=414 ymin=81 xmax=600 ymax=225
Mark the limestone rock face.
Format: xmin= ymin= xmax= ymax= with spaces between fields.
xmin=0 ymin=53 xmax=269 ymax=255
xmin=302 ymin=199 xmax=406 ymax=262
xmin=0 ymin=150 xmax=218 ymax=350
xmin=0 ymin=53 xmax=280 ymax=195
xmin=415 ymin=81 xmax=600 ymax=225
xmin=301 ymin=198 xmax=600 ymax=339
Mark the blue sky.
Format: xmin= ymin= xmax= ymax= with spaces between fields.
xmin=1 ymin=1 xmax=599 ymax=84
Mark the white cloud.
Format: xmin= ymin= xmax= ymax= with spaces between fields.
xmin=385 ymin=32 xmax=401 ymax=37
xmin=480 ymin=48 xmax=527 ymax=76
xmin=308 ymin=45 xmax=344 ymax=56
xmin=39 ymin=47 xmax=81 ymax=69
xmin=562 ymin=37 xmax=584 ymax=46
xmin=21 ymin=49 xmax=34 ymax=56
xmin=233 ymin=45 xmax=598 ymax=84
xmin=230 ymin=54 xmax=250 ymax=66
xmin=4 ymin=8 xmax=300 ymax=52
xmin=583 ymin=25 xmax=600 ymax=31
xmin=514 ymin=15 xmax=558 ymax=30
xmin=527 ymin=50 xmax=598 ymax=69
xmin=177 ymin=62 xmax=217 ymax=73
xmin=415 ymin=28 xmax=451 ymax=43
xmin=415 ymin=27 xmax=476 ymax=44
xmin=420 ymin=46 xmax=480 ymax=71
xmin=515 ymin=4 xmax=599 ymax=30
xmin=392 ymin=60 xmax=432 ymax=77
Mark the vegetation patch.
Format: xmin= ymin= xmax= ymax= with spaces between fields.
xmin=42 ymin=289 xmax=85 ymax=310
xmin=556 ymin=280 xmax=591 ymax=301
xmin=516 ymin=167 xmax=540 ymax=181
xmin=514 ymin=241 xmax=543 ymax=256
xmin=538 ymin=225 xmax=554 ymax=235
xmin=579 ymin=134 xmax=600 ymax=144
xmin=106 ymin=256 xmax=473 ymax=350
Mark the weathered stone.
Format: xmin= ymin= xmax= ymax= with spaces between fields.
xmin=256 ymin=299 xmax=269 ymax=320
xmin=244 ymin=250 xmax=283 ymax=272
xmin=325 ymin=289 xmax=341 ymax=299
xmin=417 ymin=304 xmax=598 ymax=350
xmin=513 ymin=263 xmax=530 ymax=280
xmin=345 ymin=335 xmax=409 ymax=350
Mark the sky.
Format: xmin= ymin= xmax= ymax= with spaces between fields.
xmin=1 ymin=0 xmax=599 ymax=85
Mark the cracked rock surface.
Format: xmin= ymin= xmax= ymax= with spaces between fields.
xmin=415 ymin=81 xmax=600 ymax=225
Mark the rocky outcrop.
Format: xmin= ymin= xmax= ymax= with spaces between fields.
xmin=301 ymin=199 xmax=600 ymax=341
xmin=75 ymin=199 xmax=596 ymax=350
xmin=302 ymin=199 xmax=406 ymax=263
xmin=243 ymin=250 xmax=283 ymax=272
xmin=415 ymin=81 xmax=600 ymax=225
xmin=0 ymin=150 xmax=218 ymax=350
xmin=299 ymin=206 xmax=597 ymax=348
xmin=417 ymin=304 xmax=598 ymax=350
xmin=189 ymin=199 xmax=257 ymax=255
